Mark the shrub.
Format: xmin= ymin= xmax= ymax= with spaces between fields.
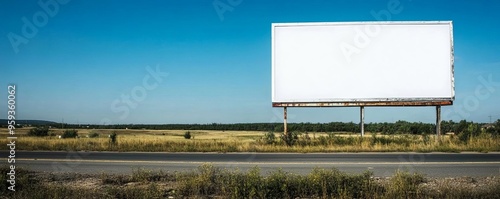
xmin=264 ymin=131 xmax=276 ymax=144
xmin=27 ymin=127 xmax=49 ymax=137
xmin=0 ymin=166 xmax=32 ymax=194
xmin=281 ymin=131 xmax=298 ymax=146
xmin=61 ymin=129 xmax=78 ymax=138
xmin=88 ymin=131 xmax=99 ymax=138
xmin=184 ymin=131 xmax=192 ymax=139
xmin=422 ymin=132 xmax=431 ymax=145
xmin=458 ymin=123 xmax=481 ymax=143
xmin=109 ymin=132 xmax=118 ymax=145
xmin=131 ymin=168 xmax=172 ymax=182
xmin=371 ymin=133 xmax=378 ymax=145
xmin=175 ymin=165 xmax=380 ymax=198
xmin=385 ymin=171 xmax=425 ymax=198
xmin=318 ymin=135 xmax=329 ymax=145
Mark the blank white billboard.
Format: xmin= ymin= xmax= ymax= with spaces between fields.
xmin=272 ymin=21 xmax=454 ymax=104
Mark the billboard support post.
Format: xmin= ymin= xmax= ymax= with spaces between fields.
xmin=436 ymin=105 xmax=441 ymax=139
xmin=360 ymin=106 xmax=365 ymax=137
xmin=284 ymin=107 xmax=288 ymax=136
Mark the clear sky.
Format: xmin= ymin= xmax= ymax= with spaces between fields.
xmin=1 ymin=0 xmax=499 ymax=124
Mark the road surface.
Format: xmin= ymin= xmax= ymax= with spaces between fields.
xmin=1 ymin=151 xmax=499 ymax=177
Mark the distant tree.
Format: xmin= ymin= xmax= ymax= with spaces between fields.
xmin=27 ymin=127 xmax=49 ymax=137
xmin=458 ymin=123 xmax=481 ymax=143
xmin=455 ymin=120 xmax=469 ymax=134
xmin=61 ymin=129 xmax=78 ymax=138
xmin=274 ymin=125 xmax=283 ymax=133
xmin=488 ymin=119 xmax=500 ymax=135
xmin=184 ymin=131 xmax=192 ymax=139
xmin=441 ymin=120 xmax=455 ymax=134
xmin=88 ymin=131 xmax=99 ymax=138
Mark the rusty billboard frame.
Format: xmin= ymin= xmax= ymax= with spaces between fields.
xmin=273 ymin=100 xmax=452 ymax=107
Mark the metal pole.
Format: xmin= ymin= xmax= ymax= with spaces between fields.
xmin=360 ymin=106 xmax=365 ymax=137
xmin=284 ymin=107 xmax=288 ymax=136
xmin=436 ymin=105 xmax=441 ymax=139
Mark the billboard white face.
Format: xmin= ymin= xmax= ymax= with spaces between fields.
xmin=272 ymin=21 xmax=454 ymax=104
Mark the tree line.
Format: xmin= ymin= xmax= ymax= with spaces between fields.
xmin=34 ymin=119 xmax=500 ymax=135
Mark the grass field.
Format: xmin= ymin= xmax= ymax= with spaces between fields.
xmin=1 ymin=165 xmax=499 ymax=199
xmin=2 ymin=127 xmax=499 ymax=152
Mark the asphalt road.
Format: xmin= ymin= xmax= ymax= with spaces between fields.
xmin=2 ymin=151 xmax=499 ymax=177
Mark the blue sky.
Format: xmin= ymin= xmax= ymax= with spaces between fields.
xmin=1 ymin=0 xmax=499 ymax=124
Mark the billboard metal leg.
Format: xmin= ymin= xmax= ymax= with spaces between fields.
xmin=436 ymin=105 xmax=441 ymax=139
xmin=360 ymin=106 xmax=365 ymax=137
xmin=284 ymin=107 xmax=288 ymax=136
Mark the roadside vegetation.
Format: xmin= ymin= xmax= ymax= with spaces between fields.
xmin=1 ymin=165 xmax=498 ymax=199
xmin=2 ymin=126 xmax=498 ymax=153
xmin=60 ymin=129 xmax=78 ymax=138
xmin=1 ymin=120 xmax=499 ymax=152
xmin=26 ymin=127 xmax=49 ymax=137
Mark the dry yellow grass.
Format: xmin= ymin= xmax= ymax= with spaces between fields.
xmin=1 ymin=127 xmax=499 ymax=152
